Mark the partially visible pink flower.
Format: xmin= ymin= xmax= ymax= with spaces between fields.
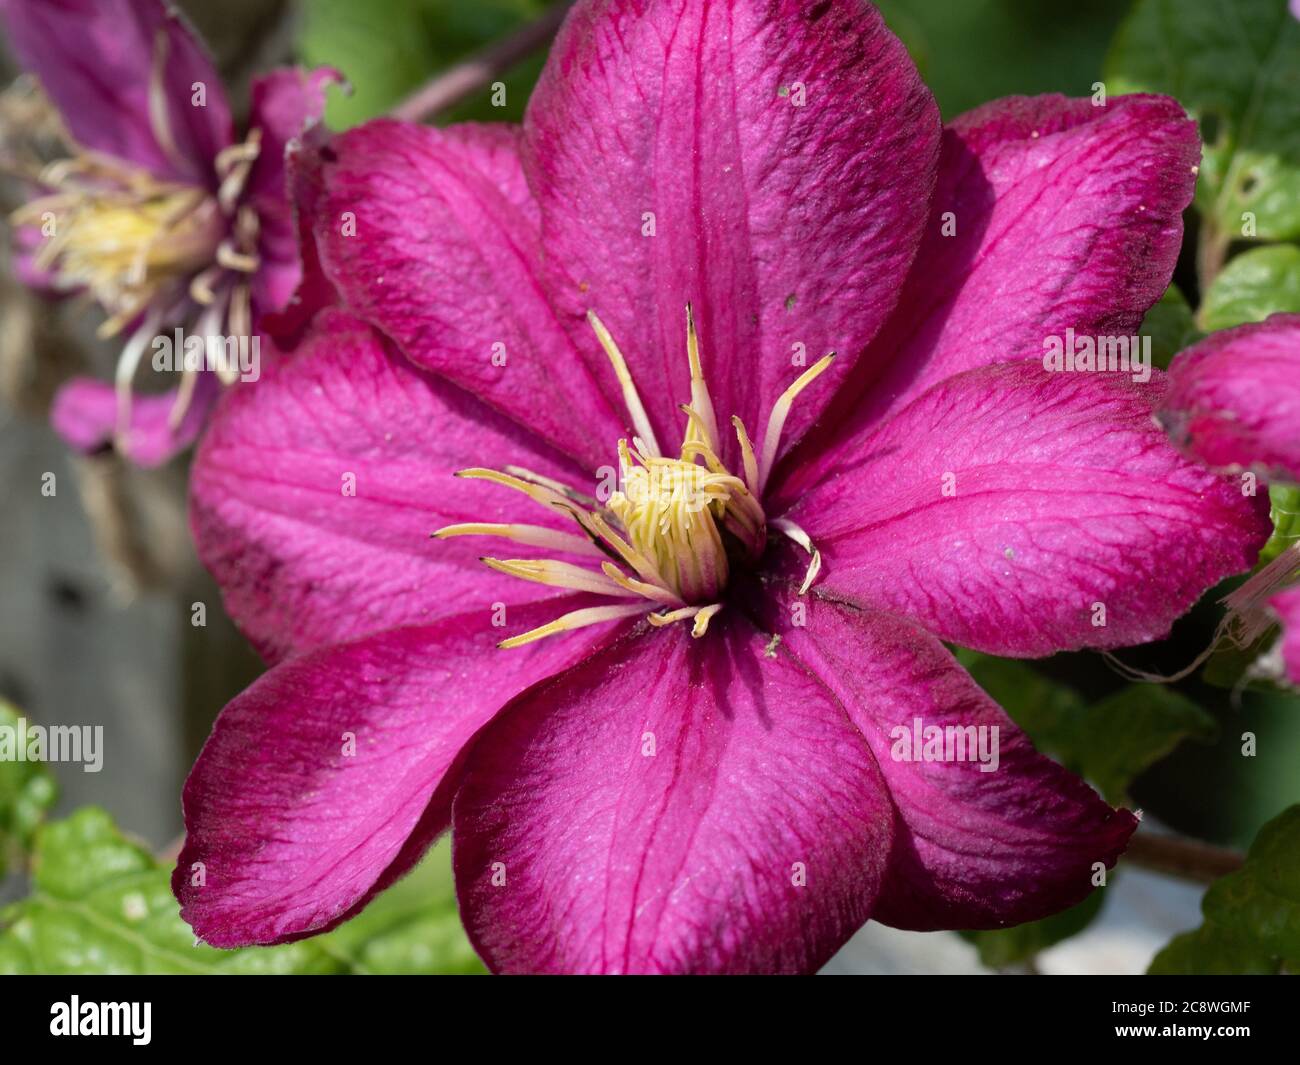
xmin=1159 ymin=314 xmax=1300 ymax=483
xmin=0 ymin=0 xmax=337 ymax=465
xmin=1159 ymin=314 xmax=1300 ymax=685
xmin=173 ymin=0 xmax=1270 ymax=972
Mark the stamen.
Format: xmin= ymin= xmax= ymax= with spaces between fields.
xmin=113 ymin=308 xmax=162 ymax=444
xmin=757 ymin=353 xmax=835 ymax=496
xmin=691 ymin=603 xmax=724 ymax=637
xmin=772 ymin=517 xmax=823 ymax=595
xmin=647 ymin=606 xmax=699 ymax=627
xmin=503 ymin=464 xmax=597 ymax=507
xmin=729 ymin=416 xmax=759 ymax=494
xmin=499 ymin=603 xmax=654 ymax=649
xmin=444 ymin=306 xmax=832 ymax=649
xmin=646 ymin=602 xmax=723 ymax=637
xmin=480 ymin=558 xmax=638 ymax=598
xmin=455 ymin=468 xmax=601 ymax=536
xmin=167 ymin=361 xmax=200 ymax=432
xmin=600 ymin=562 xmax=686 ymax=606
xmin=588 ymin=310 xmax=662 ymax=456
xmin=147 ymin=28 xmax=189 ymax=173
xmin=434 ymin=522 xmax=605 ymax=558
xmin=215 ymin=129 xmax=263 ymax=214
xmin=216 ymin=241 xmax=259 ymax=273
xmin=684 ymin=304 xmax=720 ymax=453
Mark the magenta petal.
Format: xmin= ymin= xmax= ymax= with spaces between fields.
xmin=0 ymin=0 xmax=233 ymax=183
xmin=50 ymin=373 xmax=218 ymax=467
xmin=758 ymin=592 xmax=1136 ymax=929
xmin=10 ymin=225 xmax=59 ymax=292
xmin=174 ymin=600 xmax=619 ymax=948
xmin=245 ymin=66 xmax=341 ymax=318
xmin=788 ymin=93 xmax=1198 ymax=487
xmin=1275 ymin=588 xmax=1300 ymax=687
xmin=522 ymin=0 xmax=940 ymax=466
xmin=308 ymin=119 xmax=622 ymax=469
xmin=784 ymin=361 xmax=1272 ymax=656
xmin=191 ymin=311 xmax=597 ymax=662
xmin=453 ymin=617 xmax=894 ymax=974
xmin=1159 ymin=314 xmax=1300 ymax=484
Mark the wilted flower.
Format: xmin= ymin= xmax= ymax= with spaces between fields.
xmin=0 ymin=0 xmax=335 ymax=464
xmin=174 ymin=0 xmax=1269 ymax=972
xmin=1159 ymin=313 xmax=1300 ymax=685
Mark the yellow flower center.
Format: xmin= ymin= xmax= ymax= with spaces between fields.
xmin=14 ymin=164 xmax=225 ymax=335
xmin=436 ymin=306 xmax=832 ymax=648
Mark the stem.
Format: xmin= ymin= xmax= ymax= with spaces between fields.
xmin=1196 ymin=220 xmax=1229 ymax=300
xmin=1123 ymin=831 xmax=1245 ymax=885
xmin=390 ymin=2 xmax=574 ymax=124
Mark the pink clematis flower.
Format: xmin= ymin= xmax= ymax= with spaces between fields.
xmin=1159 ymin=314 xmax=1300 ymax=686
xmin=0 ymin=0 xmax=335 ymax=465
xmin=174 ymin=0 xmax=1270 ymax=972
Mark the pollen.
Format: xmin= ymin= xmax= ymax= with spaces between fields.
xmin=435 ymin=306 xmax=833 ymax=647
xmin=15 ymin=171 xmax=224 ymax=335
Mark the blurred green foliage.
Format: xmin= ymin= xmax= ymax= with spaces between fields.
xmin=0 ymin=702 xmax=57 ymax=881
xmin=0 ymin=807 xmax=483 ymax=975
xmin=1106 ymin=0 xmax=1300 ymax=243
xmin=1200 ymin=244 xmax=1300 ymax=331
xmin=878 ymin=0 xmax=1131 ymax=118
xmin=1140 ymin=286 xmax=1200 ymax=370
xmin=299 ymin=0 xmax=551 ymax=128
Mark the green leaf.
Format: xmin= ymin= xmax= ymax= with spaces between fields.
xmin=1263 ymin=483 xmax=1300 ymax=564
xmin=0 ymin=701 xmax=57 ymax=880
xmin=1064 ymin=685 xmax=1219 ymax=806
xmin=962 ymin=889 xmax=1106 ymax=968
xmin=1141 ymin=285 xmax=1201 ymax=369
xmin=1149 ymin=805 xmax=1300 ymax=974
xmin=1148 ymin=923 xmax=1281 ymax=975
xmin=313 ymin=838 xmax=486 ymax=975
xmin=0 ymin=808 xmax=483 ymax=974
xmin=957 ymin=656 xmax=1217 ymax=805
xmin=298 ymin=0 xmax=549 ymax=129
xmin=1105 ymin=0 xmax=1300 ymax=242
xmin=1200 ymin=244 xmax=1300 ymax=331
xmin=876 ymin=0 xmax=1132 ymax=120
xmin=1203 ymin=806 xmax=1300 ymax=958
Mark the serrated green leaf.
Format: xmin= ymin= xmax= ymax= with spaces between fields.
xmin=1200 ymin=244 xmax=1300 ymax=331
xmin=1149 ymin=805 xmax=1300 ymax=974
xmin=962 ymin=889 xmax=1106 ymax=968
xmin=1105 ymin=0 xmax=1300 ymax=243
xmin=298 ymin=0 xmax=549 ymax=129
xmin=957 ymin=656 xmax=1217 ymax=805
xmin=0 ymin=701 xmax=57 ymax=880
xmin=0 ymin=808 xmax=483 ymax=974
xmin=1141 ymin=285 xmax=1202 ymax=369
